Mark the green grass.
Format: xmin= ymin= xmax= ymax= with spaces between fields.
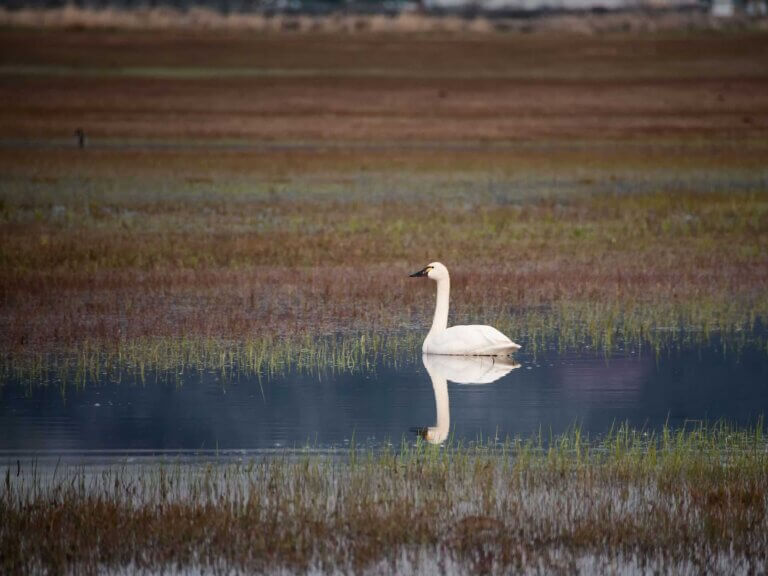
xmin=3 ymin=422 xmax=767 ymax=574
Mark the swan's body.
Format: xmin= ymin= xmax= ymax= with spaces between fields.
xmin=419 ymin=354 xmax=520 ymax=444
xmin=424 ymin=325 xmax=518 ymax=356
xmin=410 ymin=262 xmax=521 ymax=356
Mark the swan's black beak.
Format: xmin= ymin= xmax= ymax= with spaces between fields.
xmin=409 ymin=426 xmax=429 ymax=438
xmin=410 ymin=267 xmax=429 ymax=278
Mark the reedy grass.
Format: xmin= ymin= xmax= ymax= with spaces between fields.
xmin=0 ymin=332 xmax=425 ymax=387
xmin=2 ymin=307 xmax=765 ymax=387
xmin=2 ymin=421 xmax=767 ymax=574
xmin=2 ymin=280 xmax=766 ymax=386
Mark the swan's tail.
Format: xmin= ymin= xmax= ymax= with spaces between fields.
xmin=488 ymin=342 xmax=521 ymax=356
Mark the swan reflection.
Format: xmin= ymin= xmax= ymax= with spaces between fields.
xmin=417 ymin=354 xmax=520 ymax=444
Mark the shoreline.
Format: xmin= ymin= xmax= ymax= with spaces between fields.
xmin=3 ymin=423 xmax=767 ymax=575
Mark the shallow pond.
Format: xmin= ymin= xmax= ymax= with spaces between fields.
xmin=1 ymin=337 xmax=767 ymax=458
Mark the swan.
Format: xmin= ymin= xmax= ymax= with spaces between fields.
xmin=417 ymin=354 xmax=520 ymax=444
xmin=410 ymin=262 xmax=521 ymax=356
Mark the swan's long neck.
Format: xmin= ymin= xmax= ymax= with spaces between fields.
xmin=429 ymin=275 xmax=450 ymax=336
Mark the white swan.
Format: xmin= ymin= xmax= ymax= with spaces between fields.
xmin=418 ymin=354 xmax=520 ymax=444
xmin=410 ymin=262 xmax=521 ymax=356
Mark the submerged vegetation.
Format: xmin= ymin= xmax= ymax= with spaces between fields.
xmin=3 ymin=422 xmax=767 ymax=574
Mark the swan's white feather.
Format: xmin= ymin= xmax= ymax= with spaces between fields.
xmin=423 ymin=324 xmax=521 ymax=356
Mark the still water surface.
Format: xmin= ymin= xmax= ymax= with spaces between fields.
xmin=1 ymin=339 xmax=767 ymax=457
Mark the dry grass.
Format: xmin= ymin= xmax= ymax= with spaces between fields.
xmin=2 ymin=423 xmax=767 ymax=575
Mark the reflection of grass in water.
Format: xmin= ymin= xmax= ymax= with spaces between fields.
xmin=3 ymin=421 xmax=767 ymax=574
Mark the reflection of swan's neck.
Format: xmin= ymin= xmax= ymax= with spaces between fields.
xmin=424 ymin=357 xmax=450 ymax=444
xmin=432 ymin=375 xmax=449 ymax=443
xmin=429 ymin=275 xmax=450 ymax=338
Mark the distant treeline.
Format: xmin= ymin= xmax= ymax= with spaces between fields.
xmin=0 ymin=0 xmax=706 ymax=17
xmin=0 ymin=0 xmax=410 ymax=15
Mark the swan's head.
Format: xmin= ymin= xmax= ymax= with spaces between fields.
xmin=409 ymin=261 xmax=449 ymax=281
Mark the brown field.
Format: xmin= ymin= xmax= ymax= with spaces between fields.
xmin=1 ymin=29 xmax=768 ymax=142
xmin=0 ymin=28 xmax=767 ymax=374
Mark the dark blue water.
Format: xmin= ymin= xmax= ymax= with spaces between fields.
xmin=1 ymin=338 xmax=767 ymax=455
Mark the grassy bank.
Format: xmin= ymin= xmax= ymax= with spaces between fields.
xmin=2 ymin=422 xmax=767 ymax=574
xmin=2 ymin=168 xmax=766 ymax=382
xmin=3 ymin=317 xmax=767 ymax=388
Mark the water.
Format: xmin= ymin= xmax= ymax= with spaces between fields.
xmin=2 ymin=337 xmax=767 ymax=458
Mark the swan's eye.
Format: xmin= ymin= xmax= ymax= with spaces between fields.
xmin=426 ymin=266 xmax=434 ymax=273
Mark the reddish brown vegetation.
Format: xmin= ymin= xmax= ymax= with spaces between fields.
xmin=1 ymin=30 xmax=768 ymax=142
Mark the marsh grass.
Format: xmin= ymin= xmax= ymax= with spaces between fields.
xmin=2 ymin=168 xmax=766 ymax=384
xmin=2 ymin=422 xmax=767 ymax=574
xmin=2 ymin=311 xmax=766 ymax=388
xmin=0 ymin=332 xmax=427 ymax=387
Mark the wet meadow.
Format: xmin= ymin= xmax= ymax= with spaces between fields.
xmin=1 ymin=26 xmax=768 ymax=574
